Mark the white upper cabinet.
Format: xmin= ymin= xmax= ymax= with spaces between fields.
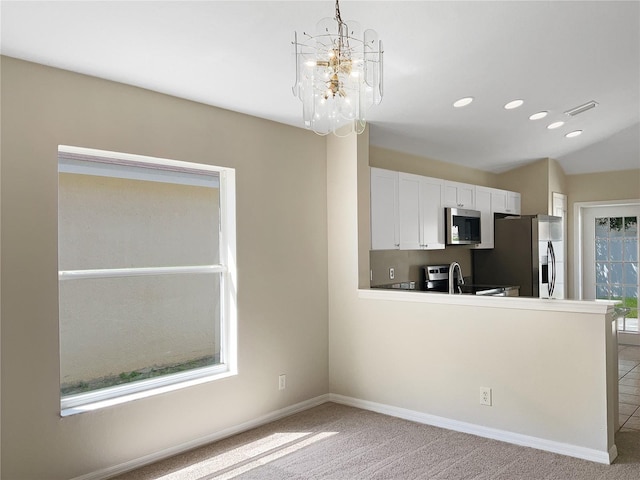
xmin=442 ymin=181 xmax=475 ymax=209
xmin=398 ymin=173 xmax=445 ymax=250
xmin=370 ymin=168 xmax=399 ymax=250
xmin=370 ymin=168 xmax=519 ymax=251
xmin=398 ymin=173 xmax=422 ymax=250
xmin=507 ymin=192 xmax=521 ymax=214
xmin=475 ymin=187 xmax=522 ymax=250
xmin=474 ymin=187 xmax=493 ymax=249
xmin=492 ymin=189 xmax=521 ymax=214
xmin=420 ymin=177 xmax=445 ymax=249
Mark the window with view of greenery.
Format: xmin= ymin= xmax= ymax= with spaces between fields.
xmin=58 ymin=146 xmax=236 ymax=413
xmin=595 ymin=216 xmax=638 ymax=332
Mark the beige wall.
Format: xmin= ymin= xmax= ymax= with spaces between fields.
xmin=565 ymin=169 xmax=640 ymax=297
xmin=1 ymin=56 xmax=329 ymax=479
xmin=548 ymin=157 xmax=567 ymax=213
xmin=329 ymin=132 xmax=616 ymax=462
xmin=496 ymin=158 xmax=550 ymax=215
xmin=2 ymin=55 xmax=634 ymax=477
xmin=566 ymin=170 xmax=640 ymax=204
xmin=370 ymin=146 xmax=497 ymax=187
xmin=370 ymin=248 xmax=473 ymax=287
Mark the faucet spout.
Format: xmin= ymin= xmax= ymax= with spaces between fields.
xmin=448 ymin=262 xmax=464 ymax=294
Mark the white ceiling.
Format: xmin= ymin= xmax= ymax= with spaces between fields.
xmin=1 ymin=1 xmax=638 ymax=175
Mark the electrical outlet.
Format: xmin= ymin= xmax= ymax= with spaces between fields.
xmin=278 ymin=374 xmax=286 ymax=391
xmin=480 ymin=387 xmax=492 ymax=406
xmin=389 ymin=267 xmax=395 ymax=280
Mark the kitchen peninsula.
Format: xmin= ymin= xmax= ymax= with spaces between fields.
xmin=327 ymin=131 xmax=621 ymax=466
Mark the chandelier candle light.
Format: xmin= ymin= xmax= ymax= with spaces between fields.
xmin=292 ymin=0 xmax=383 ymax=136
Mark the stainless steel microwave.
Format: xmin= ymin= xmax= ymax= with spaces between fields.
xmin=445 ymin=207 xmax=481 ymax=245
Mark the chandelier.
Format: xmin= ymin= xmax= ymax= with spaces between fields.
xmin=292 ymin=0 xmax=383 ymax=136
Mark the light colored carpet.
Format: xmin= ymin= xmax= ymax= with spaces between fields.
xmin=112 ymin=402 xmax=640 ymax=479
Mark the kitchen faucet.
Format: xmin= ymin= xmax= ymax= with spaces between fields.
xmin=448 ymin=262 xmax=464 ymax=294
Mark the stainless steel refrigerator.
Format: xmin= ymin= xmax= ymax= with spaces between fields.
xmin=473 ymin=215 xmax=564 ymax=298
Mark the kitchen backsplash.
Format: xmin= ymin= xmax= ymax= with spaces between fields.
xmin=370 ymin=247 xmax=473 ymax=287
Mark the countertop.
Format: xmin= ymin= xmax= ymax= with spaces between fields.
xmin=371 ymin=282 xmax=519 ymax=296
xmin=360 ymin=287 xmax=619 ymax=314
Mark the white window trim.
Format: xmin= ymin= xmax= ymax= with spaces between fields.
xmin=573 ymin=199 xmax=640 ymax=300
xmin=58 ymin=146 xmax=237 ymax=416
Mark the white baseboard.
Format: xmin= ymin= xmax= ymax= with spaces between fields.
xmin=329 ymin=393 xmax=617 ymax=465
xmin=72 ymin=394 xmax=331 ymax=480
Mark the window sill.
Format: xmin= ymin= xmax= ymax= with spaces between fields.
xmin=61 ymin=367 xmax=236 ymax=417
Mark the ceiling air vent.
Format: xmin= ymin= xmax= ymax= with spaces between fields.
xmin=564 ymin=100 xmax=599 ymax=117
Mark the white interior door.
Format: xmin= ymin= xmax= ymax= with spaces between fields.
xmin=582 ymin=204 xmax=639 ymax=332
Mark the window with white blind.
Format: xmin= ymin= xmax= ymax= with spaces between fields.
xmin=58 ymin=146 xmax=237 ymax=415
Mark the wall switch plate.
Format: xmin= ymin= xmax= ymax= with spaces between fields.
xmin=278 ymin=374 xmax=286 ymax=391
xmin=389 ymin=267 xmax=395 ymax=280
xmin=480 ymin=387 xmax=492 ymax=406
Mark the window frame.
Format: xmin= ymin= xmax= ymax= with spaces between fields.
xmin=58 ymin=145 xmax=237 ymax=416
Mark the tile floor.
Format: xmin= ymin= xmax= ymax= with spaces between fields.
xmin=618 ymin=343 xmax=640 ymax=431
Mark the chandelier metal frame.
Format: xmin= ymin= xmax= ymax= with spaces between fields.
xmin=292 ymin=0 xmax=383 ymax=136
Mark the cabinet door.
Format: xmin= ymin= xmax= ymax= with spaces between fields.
xmin=370 ymin=168 xmax=399 ymax=250
xmin=442 ymin=183 xmax=459 ymax=207
xmin=491 ymin=190 xmax=508 ymax=213
xmin=492 ymin=189 xmax=520 ymax=214
xmin=507 ymin=192 xmax=521 ymax=214
xmin=457 ymin=184 xmax=475 ymax=208
xmin=474 ymin=187 xmax=493 ymax=249
xmin=421 ymin=178 xmax=445 ymax=249
xmin=398 ymin=173 xmax=423 ymax=250
xmin=442 ymin=181 xmax=475 ymax=208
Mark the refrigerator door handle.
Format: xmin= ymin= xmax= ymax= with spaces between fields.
xmin=548 ymin=241 xmax=556 ymax=297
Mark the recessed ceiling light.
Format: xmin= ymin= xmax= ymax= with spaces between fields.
xmin=565 ymin=130 xmax=583 ymax=138
xmin=547 ymin=121 xmax=565 ymax=130
xmin=504 ymin=99 xmax=524 ymax=110
xmin=529 ymin=111 xmax=548 ymax=120
xmin=453 ymin=97 xmax=474 ymax=108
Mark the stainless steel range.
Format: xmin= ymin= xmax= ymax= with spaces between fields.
xmin=420 ymin=264 xmax=461 ymax=292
